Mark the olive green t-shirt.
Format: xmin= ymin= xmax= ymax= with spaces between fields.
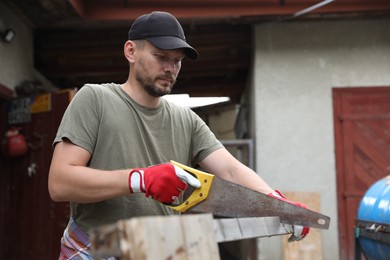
xmin=54 ymin=83 xmax=223 ymax=232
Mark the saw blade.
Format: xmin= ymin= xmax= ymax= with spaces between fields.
xmin=186 ymin=175 xmax=330 ymax=230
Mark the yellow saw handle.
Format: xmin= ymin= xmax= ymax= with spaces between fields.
xmin=168 ymin=160 xmax=214 ymax=212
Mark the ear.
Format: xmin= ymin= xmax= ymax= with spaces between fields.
xmin=124 ymin=40 xmax=136 ymax=63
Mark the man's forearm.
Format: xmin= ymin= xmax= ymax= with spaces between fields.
xmin=49 ymin=165 xmax=130 ymax=203
xmin=200 ymin=148 xmax=274 ymax=194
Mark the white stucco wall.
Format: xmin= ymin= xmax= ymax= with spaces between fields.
xmin=253 ymin=18 xmax=390 ymax=260
xmin=0 ymin=2 xmax=53 ymax=94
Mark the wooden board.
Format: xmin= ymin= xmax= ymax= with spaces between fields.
xmin=90 ymin=214 xmax=291 ymax=260
xmin=282 ymin=192 xmax=323 ymax=260
xmin=214 ymin=216 xmax=288 ymax=243
xmin=90 ymin=214 xmax=220 ymax=260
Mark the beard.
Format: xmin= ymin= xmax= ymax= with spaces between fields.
xmin=135 ymin=59 xmax=177 ymax=97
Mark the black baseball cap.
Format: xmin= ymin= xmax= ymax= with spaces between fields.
xmin=128 ymin=11 xmax=199 ymax=60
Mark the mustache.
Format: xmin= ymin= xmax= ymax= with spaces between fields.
xmin=157 ymin=74 xmax=175 ymax=82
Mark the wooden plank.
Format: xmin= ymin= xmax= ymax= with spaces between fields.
xmin=90 ymin=214 xmax=291 ymax=259
xmin=181 ymin=214 xmax=220 ymax=260
xmin=126 ymin=214 xmax=185 ymax=259
xmin=282 ymin=192 xmax=323 ymax=260
xmin=90 ymin=214 xmax=220 ymax=260
xmin=214 ymin=216 xmax=288 ymax=243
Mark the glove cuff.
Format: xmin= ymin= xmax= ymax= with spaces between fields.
xmin=268 ymin=189 xmax=286 ymax=199
xmin=268 ymin=189 xmax=311 ymax=242
xmin=128 ymin=169 xmax=146 ymax=193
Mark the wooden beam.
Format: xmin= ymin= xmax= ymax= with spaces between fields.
xmin=90 ymin=214 xmax=291 ymax=259
xmin=90 ymin=214 xmax=220 ymax=260
xmin=69 ymin=0 xmax=390 ymax=21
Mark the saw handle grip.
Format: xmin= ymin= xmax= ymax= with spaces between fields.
xmin=168 ymin=160 xmax=214 ymax=212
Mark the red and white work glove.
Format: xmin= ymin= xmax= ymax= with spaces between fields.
xmin=128 ymin=163 xmax=201 ymax=203
xmin=268 ymin=190 xmax=310 ymax=242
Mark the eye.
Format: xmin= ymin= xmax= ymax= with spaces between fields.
xmin=174 ymin=58 xmax=183 ymax=64
xmin=158 ymin=54 xmax=172 ymax=62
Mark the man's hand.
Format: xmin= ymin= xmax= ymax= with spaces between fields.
xmin=128 ymin=163 xmax=201 ymax=203
xmin=268 ymin=190 xmax=310 ymax=242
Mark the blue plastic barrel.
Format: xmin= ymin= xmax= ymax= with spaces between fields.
xmin=357 ymin=176 xmax=390 ymax=260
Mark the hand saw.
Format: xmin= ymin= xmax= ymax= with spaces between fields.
xmin=168 ymin=160 xmax=330 ymax=230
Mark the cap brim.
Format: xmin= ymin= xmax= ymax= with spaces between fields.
xmin=147 ymin=36 xmax=199 ymax=60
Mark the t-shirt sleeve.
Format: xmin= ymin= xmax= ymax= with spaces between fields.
xmin=190 ymin=110 xmax=224 ymax=163
xmin=53 ymin=85 xmax=100 ymax=154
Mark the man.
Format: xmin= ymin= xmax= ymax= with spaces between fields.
xmin=48 ymin=11 xmax=309 ymax=259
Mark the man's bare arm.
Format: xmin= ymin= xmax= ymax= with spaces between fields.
xmin=199 ymin=148 xmax=274 ymax=194
xmin=48 ymin=141 xmax=129 ymax=203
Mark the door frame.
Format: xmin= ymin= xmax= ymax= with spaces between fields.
xmin=333 ymin=86 xmax=390 ymax=260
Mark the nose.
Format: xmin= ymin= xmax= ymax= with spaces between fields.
xmin=163 ymin=62 xmax=174 ymax=72
xmin=163 ymin=61 xmax=180 ymax=73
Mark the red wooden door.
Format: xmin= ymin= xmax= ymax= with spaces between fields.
xmin=0 ymin=90 xmax=73 ymax=259
xmin=333 ymin=87 xmax=390 ymax=260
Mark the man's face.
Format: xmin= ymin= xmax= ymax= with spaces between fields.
xmin=134 ymin=41 xmax=185 ymax=97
